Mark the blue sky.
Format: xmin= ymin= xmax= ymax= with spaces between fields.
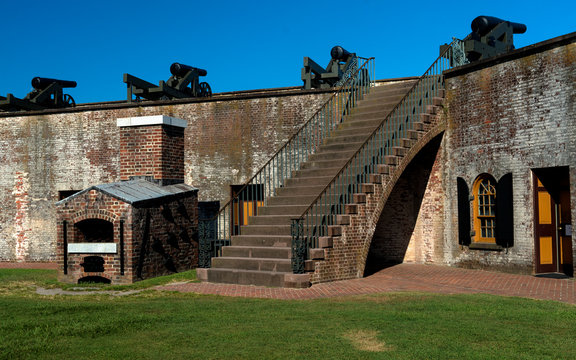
xmin=1 ymin=0 xmax=574 ymax=104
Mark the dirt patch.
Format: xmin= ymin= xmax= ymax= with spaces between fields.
xmin=343 ymin=329 xmax=395 ymax=352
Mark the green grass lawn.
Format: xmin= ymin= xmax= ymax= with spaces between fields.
xmin=0 ymin=269 xmax=574 ymax=360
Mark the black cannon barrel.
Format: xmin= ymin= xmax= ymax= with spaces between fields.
xmin=170 ymin=63 xmax=207 ymax=77
xmin=31 ymin=77 xmax=77 ymax=90
xmin=471 ymin=16 xmax=527 ymax=36
xmin=330 ymin=46 xmax=353 ymax=61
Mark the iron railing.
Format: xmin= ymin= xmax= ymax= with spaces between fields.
xmin=290 ymin=41 xmax=460 ymax=273
xmin=198 ymin=57 xmax=375 ymax=267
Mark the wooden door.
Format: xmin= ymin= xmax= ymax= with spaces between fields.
xmin=534 ymin=177 xmax=559 ymax=273
xmin=533 ymin=168 xmax=573 ymax=275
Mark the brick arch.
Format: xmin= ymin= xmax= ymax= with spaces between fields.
xmin=357 ymin=124 xmax=446 ymax=275
xmin=71 ymin=209 xmax=119 ymax=225
xmin=310 ymin=121 xmax=447 ymax=284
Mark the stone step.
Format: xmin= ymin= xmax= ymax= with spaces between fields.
xmin=324 ymin=133 xmax=373 ymax=145
xmin=300 ymin=158 xmax=349 ymax=170
xmin=211 ymin=257 xmax=292 ymax=272
xmin=345 ymin=109 xmax=395 ymax=123
xmin=352 ymin=100 xmax=401 ymax=114
xmin=293 ymin=166 xmax=342 ymax=178
xmin=275 ymin=184 xmax=326 ymax=196
xmin=284 ymin=176 xmax=333 ymax=187
xmin=267 ymin=194 xmax=317 ymax=206
xmin=257 ymin=205 xmax=309 ymax=215
xmin=331 ymin=125 xmax=378 ymax=137
xmin=231 ymin=235 xmax=292 ymax=247
xmin=240 ymin=224 xmax=291 ymax=236
xmin=221 ymin=246 xmax=291 ymax=259
xmin=248 ymin=214 xmax=295 ymax=225
xmin=338 ymin=117 xmax=386 ymax=130
xmin=307 ymin=149 xmax=356 ymax=162
xmin=358 ymin=95 xmax=405 ymax=108
xmin=371 ymin=80 xmax=417 ymax=92
xmin=316 ymin=141 xmax=363 ymax=153
xmin=205 ymin=268 xmax=288 ymax=287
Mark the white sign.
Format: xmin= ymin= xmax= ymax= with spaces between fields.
xmin=68 ymin=243 xmax=117 ymax=254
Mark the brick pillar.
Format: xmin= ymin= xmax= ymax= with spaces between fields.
xmin=117 ymin=115 xmax=187 ymax=185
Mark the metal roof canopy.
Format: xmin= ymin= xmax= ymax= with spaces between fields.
xmin=56 ymin=179 xmax=198 ymax=206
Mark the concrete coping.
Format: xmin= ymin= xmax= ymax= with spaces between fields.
xmin=116 ymin=115 xmax=187 ymax=128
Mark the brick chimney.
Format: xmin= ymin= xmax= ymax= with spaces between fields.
xmin=117 ymin=115 xmax=186 ymax=185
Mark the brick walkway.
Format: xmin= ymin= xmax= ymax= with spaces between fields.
xmin=3 ymin=262 xmax=573 ymax=304
xmin=158 ymin=264 xmax=576 ymax=304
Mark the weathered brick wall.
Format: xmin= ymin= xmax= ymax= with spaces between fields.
xmin=130 ymin=195 xmax=198 ymax=282
xmin=0 ymin=89 xmax=329 ymax=261
xmin=119 ymin=124 xmax=185 ymax=183
xmin=403 ymin=36 xmax=576 ymax=274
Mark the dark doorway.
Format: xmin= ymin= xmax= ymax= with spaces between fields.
xmin=533 ymin=167 xmax=573 ymax=276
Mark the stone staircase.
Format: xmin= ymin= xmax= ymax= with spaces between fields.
xmin=202 ymin=79 xmax=425 ymax=287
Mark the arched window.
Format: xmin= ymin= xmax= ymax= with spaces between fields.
xmin=457 ymin=173 xmax=514 ymax=249
xmin=473 ymin=175 xmax=497 ymax=243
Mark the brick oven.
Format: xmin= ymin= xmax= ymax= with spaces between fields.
xmin=56 ymin=115 xmax=199 ymax=284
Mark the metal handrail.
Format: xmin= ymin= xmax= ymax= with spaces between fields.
xmin=290 ymin=40 xmax=460 ymax=273
xmin=198 ymin=56 xmax=375 ymax=267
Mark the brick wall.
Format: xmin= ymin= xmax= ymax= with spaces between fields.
xmin=437 ymin=39 xmax=576 ymax=274
xmin=0 ymin=89 xmax=329 ymax=261
xmin=119 ymin=122 xmax=185 ymax=184
xmin=129 ymin=196 xmax=198 ymax=282
xmin=388 ymin=35 xmax=576 ymax=275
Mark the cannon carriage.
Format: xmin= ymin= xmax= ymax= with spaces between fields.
xmin=465 ymin=16 xmax=527 ymax=61
xmin=0 ymin=77 xmax=77 ymax=112
xmin=301 ymin=46 xmax=358 ymax=90
xmin=441 ymin=16 xmax=527 ymax=65
xmin=124 ymin=62 xmax=211 ymax=102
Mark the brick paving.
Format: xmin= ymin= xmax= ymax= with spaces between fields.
xmin=158 ymin=264 xmax=575 ymax=304
xmin=2 ymin=262 xmax=573 ymax=304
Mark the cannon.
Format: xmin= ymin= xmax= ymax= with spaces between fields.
xmin=301 ymin=46 xmax=357 ymax=90
xmin=0 ymin=77 xmax=77 ymax=112
xmin=123 ymin=62 xmax=211 ymax=102
xmin=465 ymin=16 xmax=527 ymax=62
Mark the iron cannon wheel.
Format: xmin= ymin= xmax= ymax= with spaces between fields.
xmin=64 ymin=94 xmax=75 ymax=107
xmin=199 ymin=82 xmax=212 ymax=97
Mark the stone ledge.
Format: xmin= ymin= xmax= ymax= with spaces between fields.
xmin=117 ymin=115 xmax=187 ymax=128
xmin=309 ymin=248 xmax=325 ymax=260
xmin=468 ymin=243 xmax=504 ymax=251
xmin=319 ymin=236 xmax=334 ymax=248
xmin=284 ymin=273 xmax=311 ymax=288
xmin=195 ymin=267 xmax=209 ymax=281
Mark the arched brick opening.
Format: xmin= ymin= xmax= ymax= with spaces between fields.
xmin=74 ymin=219 xmax=114 ymax=243
xmin=365 ymin=135 xmax=443 ymax=276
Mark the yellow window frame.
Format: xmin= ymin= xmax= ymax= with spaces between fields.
xmin=473 ymin=175 xmax=497 ymax=243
